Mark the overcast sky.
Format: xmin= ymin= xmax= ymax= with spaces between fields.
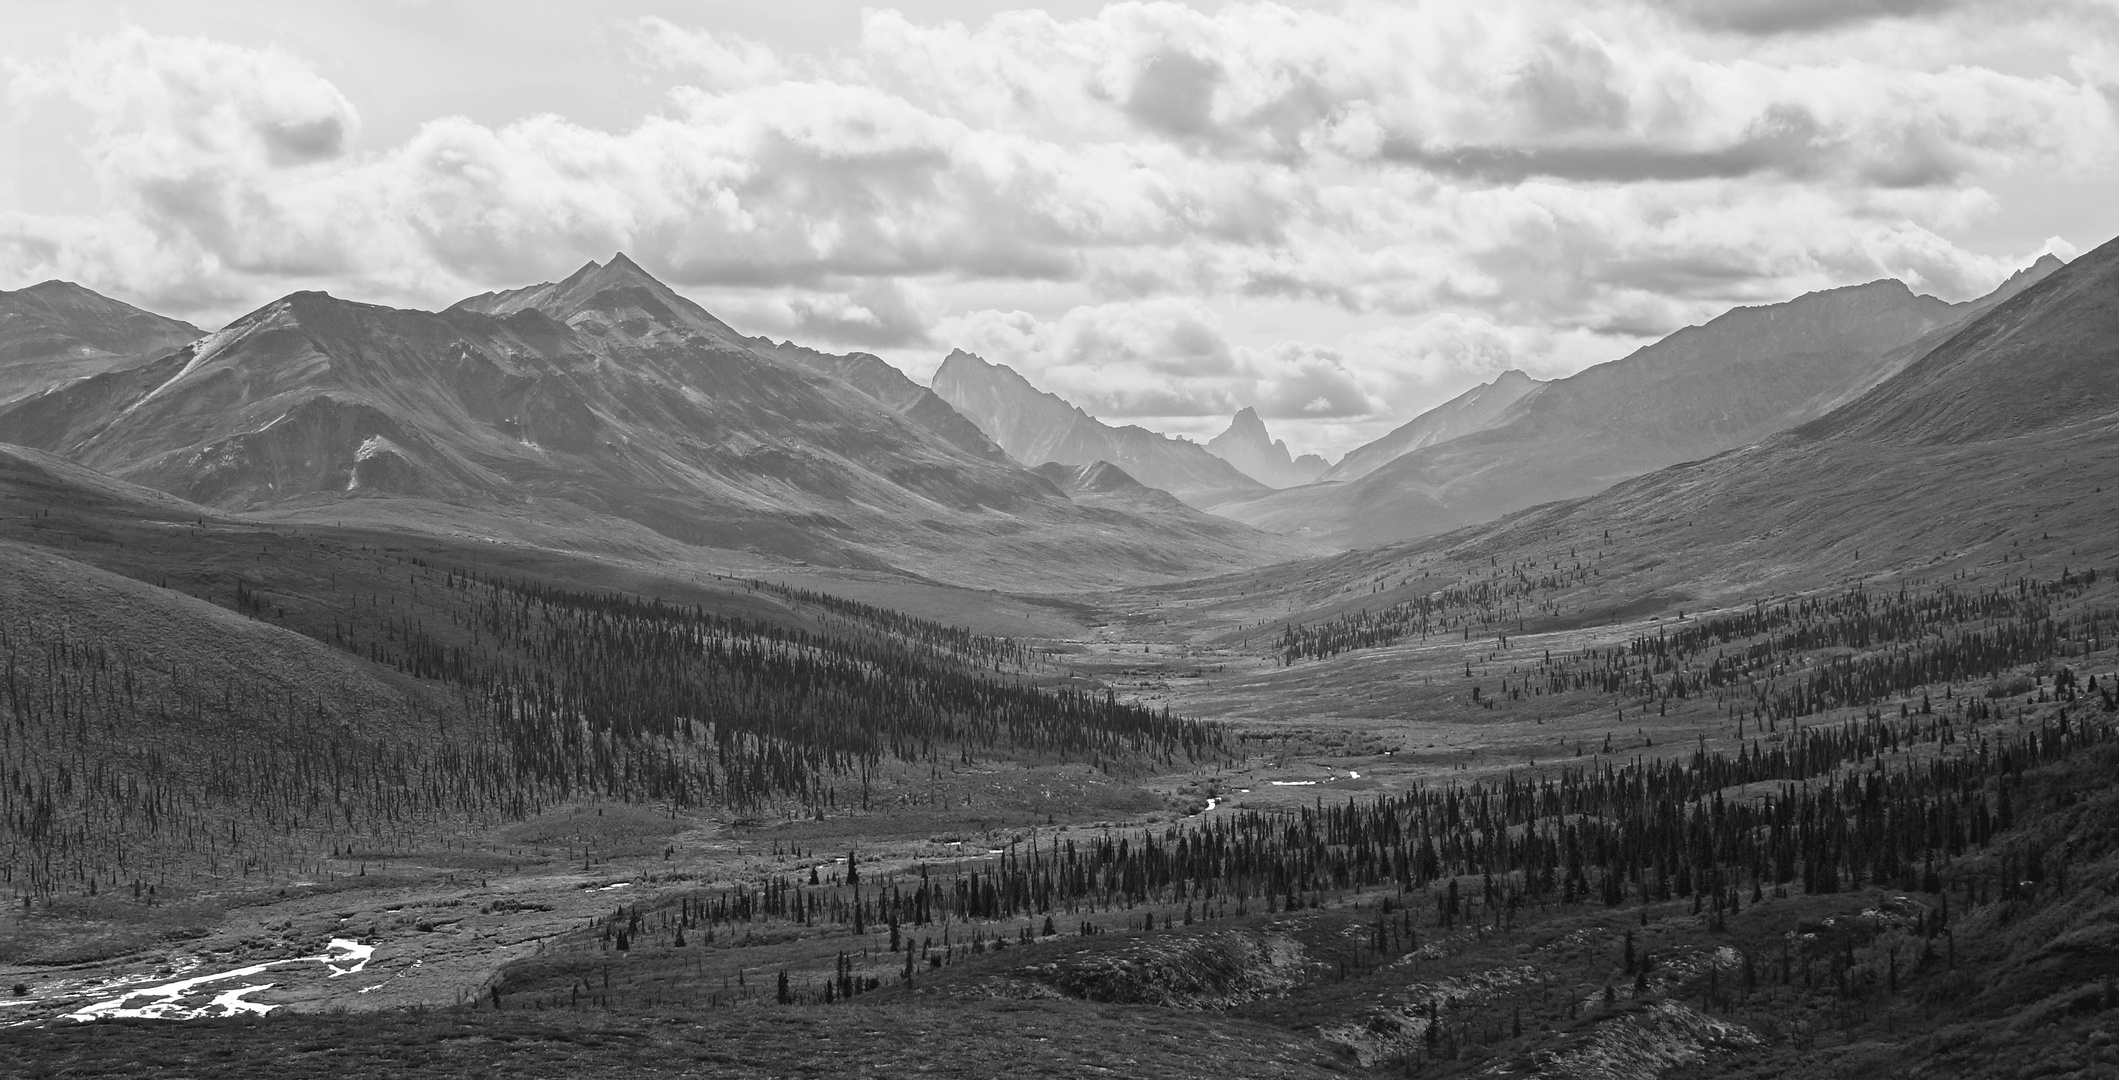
xmin=4 ymin=1 xmax=2115 ymax=457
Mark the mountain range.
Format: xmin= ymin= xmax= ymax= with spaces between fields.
xmin=1202 ymin=254 xmax=2067 ymax=549
xmin=0 ymin=255 xmax=1309 ymax=589
xmin=1186 ymin=241 xmax=2114 ymax=634
xmin=929 ymin=349 xmax=1267 ymax=506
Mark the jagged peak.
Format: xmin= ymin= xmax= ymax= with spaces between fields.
xmin=563 ymin=251 xmax=673 ymax=296
xmin=937 ymin=347 xmax=999 ymax=372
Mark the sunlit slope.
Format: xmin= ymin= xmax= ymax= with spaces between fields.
xmin=0 ymin=258 xmax=1304 ymax=590
xmin=1156 ymin=237 xmax=2116 ymax=639
xmin=1210 ymin=258 xmax=2066 ymax=550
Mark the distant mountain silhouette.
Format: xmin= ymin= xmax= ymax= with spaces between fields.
xmin=750 ymin=339 xmax=1009 ymax=463
xmin=0 ymin=280 xmax=201 ymax=405
xmin=1206 ymin=257 xmax=2067 ymax=549
xmin=929 ymin=349 xmax=1266 ymax=506
xmin=0 ymin=256 xmax=1308 ymax=588
xmin=1320 ymin=370 xmax=1543 ymax=483
xmin=1205 ymin=408 xmax=1329 ymax=488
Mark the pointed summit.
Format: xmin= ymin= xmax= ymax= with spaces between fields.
xmin=602 ymin=251 xmax=652 ymax=278
xmin=1225 ymin=406 xmax=1269 ymax=437
xmin=449 ymin=252 xmax=747 ymax=349
xmin=1206 ymin=407 xmax=1328 ymax=488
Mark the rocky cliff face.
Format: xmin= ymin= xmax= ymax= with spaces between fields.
xmin=0 ymin=280 xmax=202 ymax=405
xmin=1204 ymin=408 xmax=1329 ymax=488
xmin=929 ymin=349 xmax=1265 ymax=506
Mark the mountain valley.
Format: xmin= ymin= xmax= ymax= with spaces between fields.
xmin=2 ymin=240 xmax=2115 ymax=1080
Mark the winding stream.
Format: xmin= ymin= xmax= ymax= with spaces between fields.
xmin=66 ymin=938 xmax=376 ymax=1021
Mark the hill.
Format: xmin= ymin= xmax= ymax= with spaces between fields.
xmin=1208 ymin=257 xmax=2067 ymax=549
xmin=1204 ymin=407 xmax=1330 ymax=488
xmin=0 ymin=257 xmax=1305 ymax=590
xmin=0 ymin=279 xmax=202 ymax=405
xmin=929 ymin=349 xmax=1268 ymax=506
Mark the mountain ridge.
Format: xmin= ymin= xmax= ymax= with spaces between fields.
xmin=929 ymin=349 xmax=1268 ymax=507
xmin=1204 ymin=258 xmax=2068 ymax=549
xmin=0 ymin=260 xmax=1310 ymax=589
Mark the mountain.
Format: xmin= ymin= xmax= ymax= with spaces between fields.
xmin=1187 ymin=237 xmax=2117 ymax=632
xmin=929 ymin=349 xmax=1267 ymax=506
xmin=1320 ymin=369 xmax=1543 ymax=483
xmin=0 ymin=279 xmax=202 ymax=405
xmin=749 ymin=339 xmax=1009 ymax=463
xmin=1204 ymin=407 xmax=1329 ymax=488
xmin=1206 ymin=257 xmax=2068 ymax=549
xmin=0 ymin=255 xmax=1308 ymax=589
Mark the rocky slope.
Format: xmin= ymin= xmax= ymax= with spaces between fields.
xmin=1204 ymin=407 xmax=1329 ymax=488
xmin=1207 ymin=257 xmax=2067 ymax=549
xmin=930 ymin=349 xmax=1266 ymax=507
xmin=0 ymin=256 xmax=1307 ymax=589
xmin=0 ymin=280 xmax=202 ymax=405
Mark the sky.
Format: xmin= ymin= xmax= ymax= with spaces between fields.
xmin=3 ymin=1 xmax=2115 ymax=459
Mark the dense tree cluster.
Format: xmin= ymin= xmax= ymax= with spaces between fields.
xmin=0 ymin=561 xmax=1219 ymax=902
xmin=577 ymin=696 xmax=2114 ymax=1005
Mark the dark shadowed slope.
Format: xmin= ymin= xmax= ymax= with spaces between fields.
xmin=1318 ymin=369 xmax=1543 ymax=483
xmin=0 ymin=257 xmax=1308 ymax=590
xmin=1162 ymin=238 xmax=2116 ymax=637
xmin=0 ymin=280 xmax=202 ymax=405
xmin=930 ymin=349 xmax=1267 ymax=506
xmin=1209 ymin=258 xmax=2067 ymax=549
xmin=1204 ymin=407 xmax=1329 ymax=488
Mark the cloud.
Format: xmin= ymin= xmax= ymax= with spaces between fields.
xmin=631 ymin=18 xmax=788 ymax=90
xmin=767 ymin=278 xmax=938 ymax=348
xmin=0 ymin=5 xmax=2113 ymax=445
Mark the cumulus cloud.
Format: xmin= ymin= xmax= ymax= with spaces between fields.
xmin=0 ymin=4 xmax=2113 ymax=451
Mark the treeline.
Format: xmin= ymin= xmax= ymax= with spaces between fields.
xmin=735 ymin=577 xmax=1053 ymax=672
xmin=0 ymin=560 xmax=1220 ymax=900
xmin=560 ymin=697 xmax=2117 ymax=1006
xmin=1276 ymin=547 xmax=1613 ymax=662
xmin=1272 ymin=571 xmax=2116 ymax=730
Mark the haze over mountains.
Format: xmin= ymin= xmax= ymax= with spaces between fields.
xmin=1318 ymin=369 xmax=1543 ymax=483
xmin=929 ymin=348 xmax=1267 ymax=506
xmin=0 ymin=255 xmax=1308 ymax=589
xmin=1188 ymin=240 xmax=2116 ymax=634
xmin=1203 ymin=254 xmax=2068 ymax=549
xmin=1204 ymin=407 xmax=1330 ymax=488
